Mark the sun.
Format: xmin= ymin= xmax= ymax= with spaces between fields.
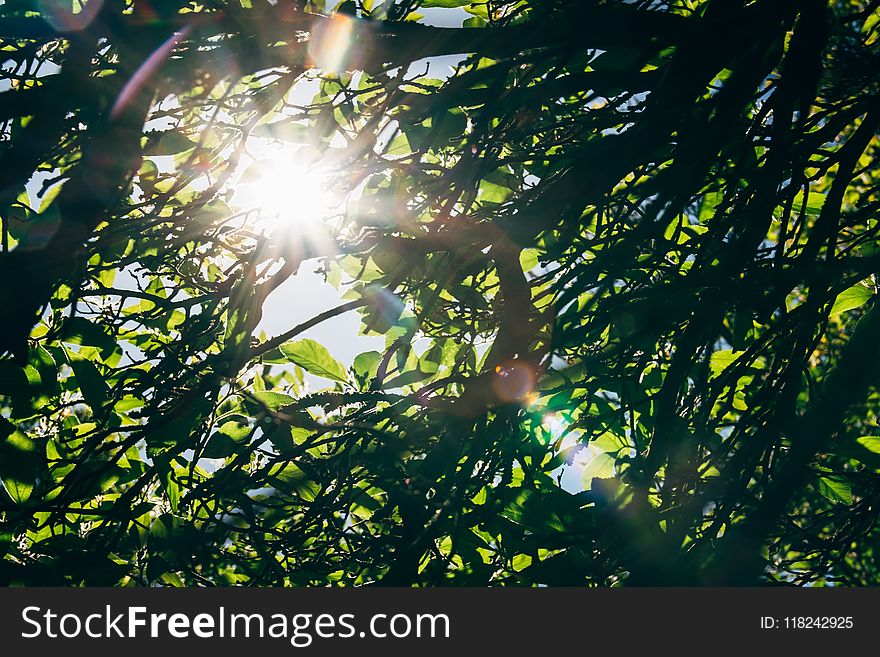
xmin=232 ymin=147 xmax=340 ymax=236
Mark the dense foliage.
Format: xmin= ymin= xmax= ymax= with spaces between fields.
xmin=1 ymin=0 xmax=880 ymax=586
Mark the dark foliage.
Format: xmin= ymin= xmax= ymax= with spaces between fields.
xmin=1 ymin=0 xmax=879 ymax=586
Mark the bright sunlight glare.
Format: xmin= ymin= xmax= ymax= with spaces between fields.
xmin=232 ymin=143 xmax=341 ymax=240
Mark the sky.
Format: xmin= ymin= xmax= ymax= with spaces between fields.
xmin=256 ymin=259 xmax=383 ymax=366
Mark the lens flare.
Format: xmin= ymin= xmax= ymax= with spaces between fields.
xmin=491 ymin=359 xmax=537 ymax=403
xmin=309 ymin=14 xmax=356 ymax=73
xmin=111 ymin=26 xmax=192 ymax=121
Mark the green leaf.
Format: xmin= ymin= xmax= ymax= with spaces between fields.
xmin=155 ymin=459 xmax=180 ymax=512
xmin=67 ymin=353 xmax=109 ymax=410
xmin=792 ymin=189 xmax=826 ymax=216
xmin=479 ymin=179 xmax=512 ymax=204
xmin=203 ymin=421 xmax=252 ymax=458
xmin=709 ymin=349 xmax=745 ymax=378
xmin=856 ymin=436 xmax=880 ymax=454
xmin=580 ymin=451 xmax=616 ymax=487
xmin=462 ymin=16 xmax=486 ymax=27
xmin=843 ymin=436 xmax=880 ymax=469
xmin=699 ymin=190 xmax=723 ymax=221
xmin=830 ymin=284 xmax=872 ymax=316
xmin=0 ymin=423 xmax=43 ymax=504
xmin=62 ymin=316 xmax=117 ymax=358
xmin=270 ymin=463 xmax=320 ymax=501
xmin=519 ymin=249 xmax=540 ymax=272
xmin=252 ymin=391 xmax=297 ymax=411
xmin=352 ymin=350 xmax=381 ymax=386
xmin=501 ymin=487 xmax=592 ymax=536
xmin=146 ymin=397 xmax=213 ymax=456
xmin=266 ymin=424 xmax=307 ymax=456
xmin=511 ymin=554 xmax=532 ymax=571
xmin=385 ymin=133 xmax=411 ymax=156
xmin=465 ymin=4 xmax=489 ymax=19
xmin=138 ymin=159 xmax=159 ymax=196
xmin=144 ymin=131 xmax=197 ymax=156
xmin=817 ymin=477 xmax=852 ymax=505
xmin=280 ymin=339 xmax=349 ymax=382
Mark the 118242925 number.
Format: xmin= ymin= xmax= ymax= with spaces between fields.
xmin=782 ymin=617 xmax=853 ymax=629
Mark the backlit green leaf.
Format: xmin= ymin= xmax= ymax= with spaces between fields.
xmin=280 ymin=339 xmax=349 ymax=383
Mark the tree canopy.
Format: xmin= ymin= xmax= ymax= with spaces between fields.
xmin=1 ymin=0 xmax=880 ymax=586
